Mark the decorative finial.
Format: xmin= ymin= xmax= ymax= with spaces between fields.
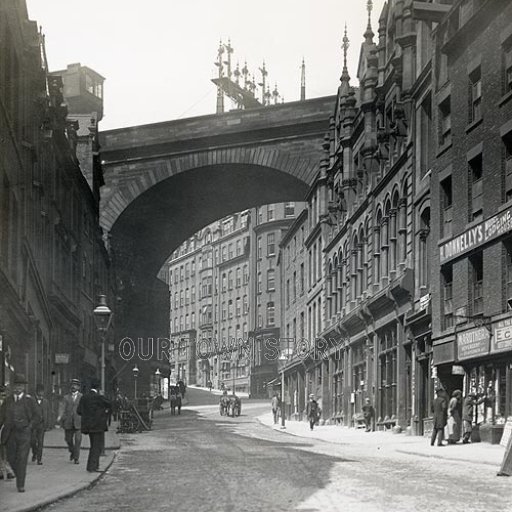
xmin=365 ymin=0 xmax=375 ymax=42
xmin=342 ymin=23 xmax=349 ymax=69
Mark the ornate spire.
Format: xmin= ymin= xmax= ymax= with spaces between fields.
xmin=365 ymin=0 xmax=375 ymax=42
xmin=340 ymin=23 xmax=350 ymax=84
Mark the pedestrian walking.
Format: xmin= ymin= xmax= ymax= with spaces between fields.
xmin=0 ymin=384 xmax=15 ymax=482
xmin=77 ymin=378 xmax=112 ymax=473
xmin=57 ymin=378 xmax=82 ymax=464
xmin=0 ymin=373 xmax=40 ymax=492
xmin=31 ymin=383 xmax=52 ymax=464
xmin=446 ymin=389 xmax=462 ymax=444
xmin=362 ymin=398 xmax=375 ymax=432
xmin=462 ymin=391 xmax=485 ymax=444
xmin=431 ymin=388 xmax=448 ymax=446
xmin=306 ymin=394 xmax=319 ymax=431
xmin=271 ymin=393 xmax=280 ymax=424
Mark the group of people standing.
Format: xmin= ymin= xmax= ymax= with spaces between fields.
xmin=0 ymin=374 xmax=112 ymax=493
xmin=431 ymin=387 xmax=489 ymax=447
xmin=271 ymin=393 xmax=322 ymax=431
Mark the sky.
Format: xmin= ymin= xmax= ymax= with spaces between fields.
xmin=26 ymin=1 xmax=386 ymax=131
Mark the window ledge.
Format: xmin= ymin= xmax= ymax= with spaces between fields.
xmin=499 ymin=90 xmax=512 ymax=107
xmin=466 ymin=117 xmax=483 ymax=134
xmin=437 ymin=141 xmax=453 ymax=158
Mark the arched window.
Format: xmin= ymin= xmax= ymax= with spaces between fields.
xmin=374 ymin=209 xmax=382 ymax=284
xmin=390 ymin=191 xmax=399 ymax=271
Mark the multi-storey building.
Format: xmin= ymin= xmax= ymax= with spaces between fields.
xmin=164 ymin=203 xmax=299 ymax=395
xmin=281 ymin=0 xmax=436 ymax=434
xmin=430 ymin=0 xmax=512 ymax=440
xmin=249 ymin=202 xmax=300 ymax=397
xmin=166 ymin=211 xmax=251 ymax=391
xmin=0 ymin=2 xmax=114 ymax=394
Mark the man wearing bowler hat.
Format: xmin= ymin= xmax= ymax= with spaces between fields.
xmin=0 ymin=373 xmax=40 ymax=492
xmin=57 ymin=378 xmax=82 ymax=464
xmin=31 ymin=383 xmax=52 ymax=465
xmin=77 ymin=378 xmax=112 ymax=472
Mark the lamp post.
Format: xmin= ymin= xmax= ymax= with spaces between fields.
xmin=93 ymin=295 xmax=113 ymax=395
xmin=133 ymin=365 xmax=139 ymax=400
xmin=279 ymin=344 xmax=293 ymax=429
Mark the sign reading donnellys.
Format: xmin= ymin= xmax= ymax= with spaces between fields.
xmin=440 ymin=206 xmax=512 ymax=264
xmin=456 ymin=327 xmax=490 ymax=361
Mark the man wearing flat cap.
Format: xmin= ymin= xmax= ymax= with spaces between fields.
xmin=77 ymin=378 xmax=112 ymax=473
xmin=0 ymin=373 xmax=40 ymax=492
xmin=57 ymin=378 xmax=82 ymax=464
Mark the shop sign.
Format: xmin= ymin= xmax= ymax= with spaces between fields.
xmin=55 ymin=353 xmax=70 ymax=364
xmin=440 ymin=205 xmax=512 ymax=264
xmin=452 ymin=365 xmax=465 ymax=375
xmin=493 ymin=317 xmax=512 ymax=354
xmin=500 ymin=417 xmax=512 ymax=447
xmin=456 ymin=327 xmax=490 ymax=361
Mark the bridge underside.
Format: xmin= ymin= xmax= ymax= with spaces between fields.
xmin=110 ymin=163 xmax=309 ymax=361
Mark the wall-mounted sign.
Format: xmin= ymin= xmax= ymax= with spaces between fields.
xmin=440 ymin=205 xmax=512 ymax=264
xmin=55 ymin=353 xmax=70 ymax=364
xmin=456 ymin=327 xmax=490 ymax=361
xmin=420 ymin=293 xmax=431 ymax=311
xmin=493 ymin=317 xmax=512 ymax=354
xmin=452 ymin=365 xmax=465 ymax=375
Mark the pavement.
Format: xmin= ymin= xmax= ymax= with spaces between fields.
xmin=1 ymin=426 xmax=120 ymax=512
xmin=257 ymin=412 xmax=506 ymax=467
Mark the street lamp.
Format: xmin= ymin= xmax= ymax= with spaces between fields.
xmin=155 ymin=368 xmax=161 ymax=395
xmin=93 ymin=295 xmax=113 ymax=395
xmin=133 ymin=365 xmax=139 ymax=400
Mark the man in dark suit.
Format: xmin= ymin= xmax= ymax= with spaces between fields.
xmin=431 ymin=387 xmax=448 ymax=446
xmin=0 ymin=373 xmax=40 ymax=492
xmin=31 ymin=384 xmax=52 ymax=465
xmin=58 ymin=378 xmax=82 ymax=464
xmin=77 ymin=378 xmax=112 ymax=473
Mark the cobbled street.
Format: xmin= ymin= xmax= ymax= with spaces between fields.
xmin=41 ymin=388 xmax=512 ymax=512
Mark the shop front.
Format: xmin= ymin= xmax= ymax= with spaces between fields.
xmin=434 ymin=317 xmax=512 ymax=443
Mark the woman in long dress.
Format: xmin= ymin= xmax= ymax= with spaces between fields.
xmin=447 ymin=389 xmax=462 ymax=444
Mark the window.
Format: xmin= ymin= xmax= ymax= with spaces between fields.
xmin=470 ymin=251 xmax=484 ymax=316
xmin=185 ymin=263 xmax=190 ymax=278
xmin=191 ymin=260 xmax=196 ymax=275
xmin=439 ymin=96 xmax=451 ymax=147
xmin=293 ymin=271 xmax=297 ymax=300
xmin=185 ymin=288 xmax=190 ymax=305
xmin=300 ymin=263 xmax=305 ymax=294
xmin=267 ymin=233 xmax=276 ymax=256
xmin=286 ymin=279 xmax=290 ymax=307
xmin=228 ymin=270 xmax=233 ymax=290
xmin=236 ymin=240 xmax=242 ymax=256
xmin=228 ymin=244 xmax=233 ymax=259
xmin=174 ymin=292 xmax=178 ymax=309
xmin=258 ymin=207 xmax=263 ymax=225
xmin=236 ymin=298 xmax=241 ymax=317
xmin=441 ymin=176 xmax=453 ymax=238
xmin=180 ymin=290 xmax=184 ymax=307
xmin=419 ymin=94 xmax=432 ymax=177
xmin=236 ymin=267 xmax=242 ymax=287
xmin=222 ymin=273 xmax=227 ymax=292
xmin=419 ymin=209 xmax=431 ymax=289
xmin=257 ymin=237 xmax=262 ymax=259
xmin=268 ymin=204 xmax=274 ymax=221
xmin=504 ymin=131 xmax=512 ymax=202
xmin=266 ymin=302 xmax=275 ymax=326
xmin=257 ymin=304 xmax=263 ymax=328
xmin=202 ymin=276 xmax=213 ymax=297
xmin=469 ymin=154 xmax=483 ymax=222
xmin=267 ymin=269 xmax=275 ymax=291
xmin=442 ymin=265 xmax=454 ymax=330
xmin=257 ymin=272 xmax=262 ymax=293
xmin=243 ymin=295 xmax=248 ymax=315
xmin=222 ymin=302 xmax=227 ymax=320
xmin=284 ymin=202 xmax=295 ymax=217
xmin=243 ymin=265 xmax=249 ymax=284
xmin=469 ymin=67 xmax=482 ymax=124
xmin=505 ymin=241 xmax=512 ymax=309
xmin=222 ymin=246 xmax=227 ymax=261
xmin=505 ymin=46 xmax=512 ymax=94
xmin=191 ymin=285 xmax=196 ymax=302
xmin=228 ymin=299 xmax=233 ymax=319
xmin=191 ymin=312 xmax=195 ymax=328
